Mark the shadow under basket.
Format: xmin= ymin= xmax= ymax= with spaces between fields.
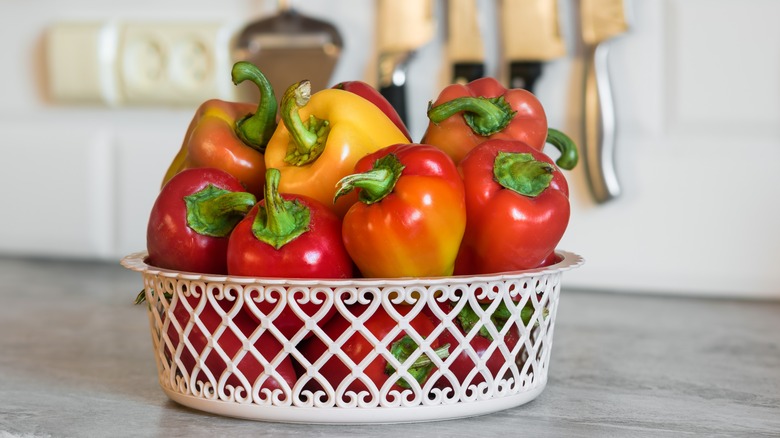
xmin=121 ymin=251 xmax=583 ymax=424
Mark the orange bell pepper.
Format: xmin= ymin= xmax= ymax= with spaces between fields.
xmin=335 ymin=144 xmax=466 ymax=278
xmin=161 ymin=62 xmax=277 ymax=198
xmin=264 ymin=80 xmax=410 ymax=217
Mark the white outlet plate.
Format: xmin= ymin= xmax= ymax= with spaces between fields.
xmin=46 ymin=21 xmax=236 ymax=106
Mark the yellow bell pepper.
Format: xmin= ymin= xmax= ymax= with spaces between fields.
xmin=264 ymin=80 xmax=409 ymax=217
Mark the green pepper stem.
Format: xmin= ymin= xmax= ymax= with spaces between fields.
xmin=231 ymin=61 xmax=277 ymax=152
xmin=457 ymin=300 xmax=548 ymax=341
xmin=184 ymin=185 xmax=257 ymax=237
xmin=493 ymin=151 xmax=555 ymax=198
xmin=386 ymin=335 xmax=450 ymax=389
xmin=251 ymin=168 xmax=310 ymax=249
xmin=545 ymin=128 xmax=579 ymax=170
xmin=427 ymin=96 xmax=516 ymax=137
xmin=334 ymin=153 xmax=405 ymax=205
xmin=279 ymin=80 xmax=330 ymax=166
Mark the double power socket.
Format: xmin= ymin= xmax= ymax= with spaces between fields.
xmin=46 ymin=21 xmax=237 ymax=106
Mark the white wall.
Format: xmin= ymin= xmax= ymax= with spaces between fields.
xmin=1 ymin=0 xmax=779 ymax=298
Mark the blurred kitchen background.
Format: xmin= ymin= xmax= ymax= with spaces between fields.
xmin=1 ymin=0 xmax=778 ymax=299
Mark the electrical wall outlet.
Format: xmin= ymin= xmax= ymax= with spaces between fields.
xmin=46 ymin=21 xmax=236 ymax=106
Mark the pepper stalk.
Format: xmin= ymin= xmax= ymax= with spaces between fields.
xmin=231 ymin=61 xmax=278 ymax=152
xmin=184 ymin=184 xmax=257 ymax=237
xmin=251 ymin=168 xmax=311 ymax=249
xmin=280 ymin=80 xmax=332 ymax=166
xmin=386 ymin=335 xmax=450 ymax=389
xmin=427 ymin=95 xmax=516 ymax=137
xmin=333 ymin=153 xmax=405 ymax=205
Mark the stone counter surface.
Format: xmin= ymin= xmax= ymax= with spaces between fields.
xmin=1 ymin=257 xmax=778 ymax=437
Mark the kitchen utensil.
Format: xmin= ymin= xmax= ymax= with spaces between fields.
xmin=500 ymin=0 xmax=565 ymax=92
xmin=376 ymin=0 xmax=436 ymax=125
xmin=447 ymin=0 xmax=485 ymax=84
xmin=233 ymin=0 xmax=343 ymax=103
xmin=580 ymin=0 xmax=629 ymax=203
xmin=121 ymin=250 xmax=583 ymax=423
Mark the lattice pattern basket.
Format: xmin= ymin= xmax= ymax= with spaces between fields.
xmin=121 ymin=251 xmax=583 ymax=423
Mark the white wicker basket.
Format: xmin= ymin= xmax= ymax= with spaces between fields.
xmin=121 ymin=251 xmax=583 ymax=424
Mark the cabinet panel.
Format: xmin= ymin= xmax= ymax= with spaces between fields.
xmin=668 ymin=0 xmax=780 ymax=128
xmin=0 ymin=118 xmax=116 ymax=258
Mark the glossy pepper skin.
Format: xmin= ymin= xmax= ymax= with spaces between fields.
xmin=264 ymin=80 xmax=410 ymax=218
xmin=162 ymin=62 xmax=277 ymax=198
xmin=227 ymin=168 xmax=353 ymax=339
xmin=335 ymin=144 xmax=466 ymax=278
xmin=147 ymin=168 xmax=256 ymax=274
xmin=422 ymin=77 xmax=578 ymax=171
xmin=332 ymin=80 xmax=412 ymax=142
xmin=454 ymin=139 xmax=571 ymax=275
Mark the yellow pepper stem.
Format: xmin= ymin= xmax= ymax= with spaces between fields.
xmin=280 ymin=80 xmax=331 ymax=166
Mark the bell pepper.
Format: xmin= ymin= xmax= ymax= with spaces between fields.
xmin=300 ymin=304 xmax=449 ymax=396
xmin=147 ymin=167 xmax=257 ymax=274
xmin=166 ymin=292 xmax=297 ymax=397
xmin=227 ymin=168 xmax=354 ymax=280
xmin=161 ymin=61 xmax=277 ymax=198
xmin=227 ymin=168 xmax=352 ymax=340
xmin=422 ymin=77 xmax=578 ymax=170
xmin=264 ymin=80 xmax=410 ymax=218
xmin=453 ymin=139 xmax=571 ymax=275
xmin=332 ymin=80 xmax=412 ymax=141
xmin=426 ymin=300 xmax=545 ymax=389
xmin=335 ymin=144 xmax=466 ymax=278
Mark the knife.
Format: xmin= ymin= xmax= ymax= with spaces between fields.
xmin=447 ymin=0 xmax=485 ymax=84
xmin=376 ymin=0 xmax=436 ymax=126
xmin=581 ymin=0 xmax=629 ymax=203
xmin=500 ymin=0 xmax=565 ymax=93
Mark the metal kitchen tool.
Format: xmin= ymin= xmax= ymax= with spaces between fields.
xmin=581 ymin=0 xmax=629 ymax=203
xmin=376 ymin=0 xmax=436 ymax=125
xmin=447 ymin=0 xmax=485 ymax=84
xmin=500 ymin=0 xmax=565 ymax=92
xmin=233 ymin=0 xmax=343 ymax=103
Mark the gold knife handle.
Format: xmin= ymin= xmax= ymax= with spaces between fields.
xmin=583 ymin=42 xmax=621 ymax=203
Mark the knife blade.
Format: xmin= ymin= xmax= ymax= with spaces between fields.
xmin=447 ymin=0 xmax=485 ymax=84
xmin=376 ymin=0 xmax=436 ymax=126
xmin=500 ymin=0 xmax=565 ymax=93
xmin=581 ymin=0 xmax=629 ymax=203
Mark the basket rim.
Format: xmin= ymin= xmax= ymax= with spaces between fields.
xmin=120 ymin=250 xmax=583 ymax=287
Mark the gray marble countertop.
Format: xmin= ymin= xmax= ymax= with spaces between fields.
xmin=1 ymin=256 xmax=778 ymax=437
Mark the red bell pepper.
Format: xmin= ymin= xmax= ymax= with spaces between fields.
xmin=427 ymin=300 xmax=547 ymax=389
xmin=422 ymin=77 xmax=578 ymax=170
xmin=147 ymin=167 xmax=256 ymax=274
xmin=227 ymin=168 xmax=353 ymax=339
xmin=334 ymin=144 xmax=466 ymax=278
xmin=165 ymin=291 xmax=297 ymax=398
xmin=453 ymin=139 xmax=571 ymax=275
xmin=299 ymin=304 xmax=449 ymax=396
xmin=333 ymin=80 xmax=412 ymax=142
